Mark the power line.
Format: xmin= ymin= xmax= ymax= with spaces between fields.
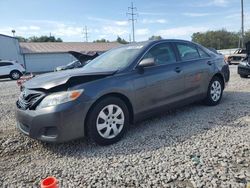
xmin=83 ymin=26 xmax=88 ymax=42
xmin=127 ymin=2 xmax=138 ymax=42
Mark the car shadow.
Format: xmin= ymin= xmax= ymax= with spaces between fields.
xmin=41 ymin=90 xmax=250 ymax=158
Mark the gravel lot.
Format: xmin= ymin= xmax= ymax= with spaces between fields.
xmin=0 ymin=66 xmax=249 ymax=188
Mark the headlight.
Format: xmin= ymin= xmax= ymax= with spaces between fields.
xmin=240 ymin=61 xmax=247 ymax=66
xmin=37 ymin=89 xmax=83 ymax=109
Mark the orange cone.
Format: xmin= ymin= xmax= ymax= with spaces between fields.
xmin=40 ymin=176 xmax=59 ymax=188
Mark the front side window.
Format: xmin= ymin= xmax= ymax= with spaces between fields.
xmin=142 ymin=43 xmax=176 ymax=65
xmin=177 ymin=43 xmax=200 ymax=61
xmin=197 ymin=47 xmax=210 ymax=58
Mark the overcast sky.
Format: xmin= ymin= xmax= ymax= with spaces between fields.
xmin=0 ymin=0 xmax=249 ymax=42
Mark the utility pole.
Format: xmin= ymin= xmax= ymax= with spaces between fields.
xmin=83 ymin=26 xmax=88 ymax=42
xmin=240 ymin=0 xmax=244 ymax=48
xmin=127 ymin=2 xmax=138 ymax=42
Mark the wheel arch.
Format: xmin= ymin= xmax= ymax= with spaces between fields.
xmin=84 ymin=92 xmax=134 ymax=135
xmin=9 ymin=69 xmax=22 ymax=75
xmin=212 ymin=73 xmax=225 ymax=90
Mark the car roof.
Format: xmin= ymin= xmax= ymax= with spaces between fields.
xmin=0 ymin=60 xmax=16 ymax=63
xmin=121 ymin=39 xmax=198 ymax=49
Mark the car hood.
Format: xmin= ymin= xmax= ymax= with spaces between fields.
xmin=24 ymin=68 xmax=116 ymax=90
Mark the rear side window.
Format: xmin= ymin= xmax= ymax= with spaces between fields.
xmin=177 ymin=43 xmax=200 ymax=61
xmin=143 ymin=43 xmax=176 ymax=65
xmin=0 ymin=62 xmax=12 ymax=66
xmin=197 ymin=47 xmax=210 ymax=58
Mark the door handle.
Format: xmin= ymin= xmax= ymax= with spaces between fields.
xmin=207 ymin=61 xmax=213 ymax=65
xmin=175 ymin=67 xmax=182 ymax=73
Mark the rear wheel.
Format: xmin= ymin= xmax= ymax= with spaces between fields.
xmin=204 ymin=77 xmax=223 ymax=106
xmin=86 ymin=97 xmax=129 ymax=145
xmin=10 ymin=70 xmax=22 ymax=80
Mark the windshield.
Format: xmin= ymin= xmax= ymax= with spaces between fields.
xmin=67 ymin=60 xmax=80 ymax=66
xmin=83 ymin=45 xmax=143 ymax=71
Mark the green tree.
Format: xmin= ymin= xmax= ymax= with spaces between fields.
xmin=116 ymin=36 xmax=128 ymax=44
xmin=16 ymin=36 xmax=28 ymax=42
xmin=191 ymin=29 xmax=239 ymax=49
xmin=93 ymin=39 xmax=110 ymax=43
xmin=244 ymin=30 xmax=250 ymax=44
xmin=148 ymin=35 xmax=162 ymax=40
xmin=28 ymin=35 xmax=62 ymax=42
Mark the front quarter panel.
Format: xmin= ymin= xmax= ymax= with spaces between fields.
xmin=71 ymin=73 xmax=136 ymax=111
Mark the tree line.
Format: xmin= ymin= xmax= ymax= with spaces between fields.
xmin=16 ymin=29 xmax=250 ymax=49
xmin=93 ymin=36 xmax=129 ymax=44
xmin=16 ymin=35 xmax=63 ymax=42
xmin=191 ymin=29 xmax=250 ymax=49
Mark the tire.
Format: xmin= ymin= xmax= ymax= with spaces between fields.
xmin=10 ymin=70 xmax=22 ymax=80
xmin=86 ymin=97 xmax=129 ymax=145
xmin=204 ymin=76 xmax=223 ymax=106
xmin=240 ymin=74 xmax=248 ymax=78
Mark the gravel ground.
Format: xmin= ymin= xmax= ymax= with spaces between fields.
xmin=0 ymin=66 xmax=249 ymax=188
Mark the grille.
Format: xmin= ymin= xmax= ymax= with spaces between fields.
xmin=17 ymin=89 xmax=45 ymax=110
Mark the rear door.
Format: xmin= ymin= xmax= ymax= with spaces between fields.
xmin=175 ymin=42 xmax=213 ymax=98
xmin=134 ymin=42 xmax=186 ymax=114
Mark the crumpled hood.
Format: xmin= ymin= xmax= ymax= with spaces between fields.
xmin=24 ymin=68 xmax=116 ymax=90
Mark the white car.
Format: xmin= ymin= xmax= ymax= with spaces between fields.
xmin=0 ymin=60 xmax=25 ymax=80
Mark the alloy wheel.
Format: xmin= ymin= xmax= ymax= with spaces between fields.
xmin=12 ymin=72 xmax=20 ymax=79
xmin=210 ymin=80 xmax=222 ymax=102
xmin=96 ymin=104 xmax=124 ymax=139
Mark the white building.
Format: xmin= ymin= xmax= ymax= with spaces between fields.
xmin=0 ymin=34 xmax=24 ymax=65
xmin=20 ymin=42 xmax=120 ymax=73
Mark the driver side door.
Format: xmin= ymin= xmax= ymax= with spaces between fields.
xmin=134 ymin=42 xmax=185 ymax=115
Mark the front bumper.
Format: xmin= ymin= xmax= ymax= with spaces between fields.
xmin=16 ymin=101 xmax=91 ymax=143
xmin=238 ymin=64 xmax=250 ymax=76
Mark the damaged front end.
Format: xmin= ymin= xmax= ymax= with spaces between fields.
xmin=16 ymin=70 xmax=116 ymax=110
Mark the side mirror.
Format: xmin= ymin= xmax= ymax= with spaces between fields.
xmin=138 ymin=58 xmax=155 ymax=68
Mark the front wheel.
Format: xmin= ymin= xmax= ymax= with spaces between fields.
xmin=204 ymin=77 xmax=223 ymax=106
xmin=86 ymin=97 xmax=129 ymax=145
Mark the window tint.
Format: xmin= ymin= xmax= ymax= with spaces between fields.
xmin=143 ymin=43 xmax=176 ymax=65
xmin=197 ymin=47 xmax=210 ymax=58
xmin=177 ymin=43 xmax=200 ymax=61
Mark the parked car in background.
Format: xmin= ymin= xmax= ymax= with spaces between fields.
xmin=238 ymin=41 xmax=250 ymax=78
xmin=55 ymin=51 xmax=99 ymax=71
xmin=225 ymin=48 xmax=247 ymax=65
xmin=55 ymin=60 xmax=83 ymax=71
xmin=16 ymin=39 xmax=230 ymax=145
xmin=238 ymin=60 xmax=250 ymax=78
xmin=0 ymin=60 xmax=25 ymax=80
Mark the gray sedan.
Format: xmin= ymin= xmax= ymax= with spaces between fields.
xmin=16 ymin=39 xmax=230 ymax=145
